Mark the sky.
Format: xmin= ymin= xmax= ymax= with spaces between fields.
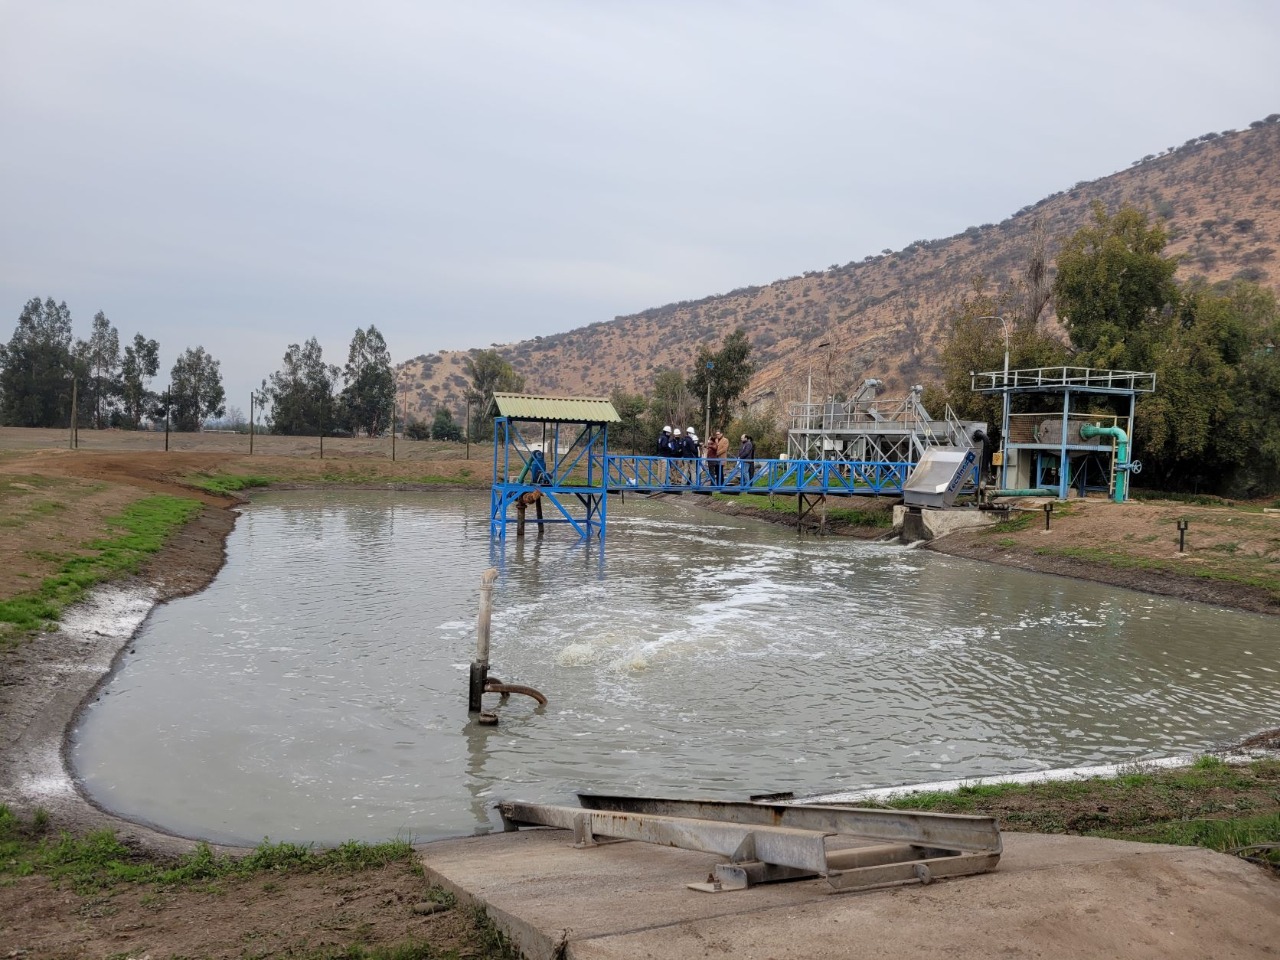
xmin=2 ymin=1 xmax=1278 ymax=416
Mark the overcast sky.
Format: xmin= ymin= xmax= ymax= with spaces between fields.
xmin=2 ymin=1 xmax=1278 ymax=414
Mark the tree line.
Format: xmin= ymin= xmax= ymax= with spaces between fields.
xmin=934 ymin=202 xmax=1280 ymax=497
xmin=0 ymin=297 xmax=222 ymax=431
xmin=0 ymin=302 xmax=420 ymax=439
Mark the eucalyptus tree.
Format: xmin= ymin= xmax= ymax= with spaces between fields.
xmin=340 ymin=325 xmax=395 ymax=437
xmin=0 ymin=297 xmax=78 ymax=427
xmin=120 ymin=333 xmax=160 ymax=428
xmin=169 ymin=346 xmax=226 ymax=431
xmin=266 ymin=337 xmax=340 ymax=435
xmin=81 ymin=311 xmax=120 ymax=428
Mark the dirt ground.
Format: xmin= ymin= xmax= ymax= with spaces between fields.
xmin=924 ymin=495 xmax=1280 ymax=616
xmin=0 ymin=862 xmax=491 ymax=959
xmin=0 ymin=428 xmax=1277 ymax=958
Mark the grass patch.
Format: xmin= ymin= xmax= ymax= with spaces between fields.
xmin=714 ymin=493 xmax=892 ymax=527
xmin=1035 ymin=545 xmax=1280 ymax=601
xmin=0 ymin=494 xmax=202 ymax=643
xmin=984 ymin=510 xmax=1034 ymax=534
xmin=1131 ymin=489 xmax=1234 ymax=508
xmin=0 ymin=805 xmax=416 ymax=892
xmin=875 ymin=757 xmax=1280 ymax=868
xmin=188 ymin=472 xmax=274 ymax=495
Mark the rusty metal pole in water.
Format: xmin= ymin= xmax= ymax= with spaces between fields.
xmin=468 ymin=567 xmax=498 ymax=713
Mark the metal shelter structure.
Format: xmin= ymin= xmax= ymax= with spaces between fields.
xmin=489 ymin=393 xmax=620 ymax=541
xmin=971 ymin=366 xmax=1156 ymax=501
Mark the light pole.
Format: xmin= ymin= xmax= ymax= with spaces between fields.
xmin=976 ymin=316 xmax=1011 ymax=486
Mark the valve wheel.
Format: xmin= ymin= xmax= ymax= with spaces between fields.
xmin=1129 ymin=460 xmax=1143 ymax=475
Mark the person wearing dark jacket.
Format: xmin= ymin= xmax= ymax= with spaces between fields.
xmin=657 ymin=425 xmax=672 ymax=456
xmin=738 ymin=434 xmax=756 ymax=485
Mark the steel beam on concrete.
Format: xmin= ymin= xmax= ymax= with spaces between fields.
xmin=499 ymin=797 xmax=1002 ymax=895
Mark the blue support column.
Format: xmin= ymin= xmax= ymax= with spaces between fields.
xmin=1058 ymin=388 xmax=1071 ymax=500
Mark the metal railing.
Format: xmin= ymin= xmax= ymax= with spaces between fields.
xmin=601 ymin=454 xmax=912 ymax=496
xmin=971 ymin=366 xmax=1156 ymax=393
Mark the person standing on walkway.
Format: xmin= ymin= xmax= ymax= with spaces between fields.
xmin=738 ymin=433 xmax=755 ymax=486
xmin=712 ymin=430 xmax=729 ymax=485
xmin=657 ymin=425 xmax=672 ymax=457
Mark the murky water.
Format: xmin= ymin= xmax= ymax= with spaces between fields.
xmin=71 ymin=491 xmax=1278 ymax=845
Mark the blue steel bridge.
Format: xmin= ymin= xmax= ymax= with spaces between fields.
xmin=486 ymin=392 xmax=982 ymax=542
xmin=490 ymin=451 xmax=914 ymax=541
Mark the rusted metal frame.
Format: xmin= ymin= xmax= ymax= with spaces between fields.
xmin=499 ymin=802 xmax=831 ymax=874
xmin=576 ymin=795 xmax=1001 ymax=854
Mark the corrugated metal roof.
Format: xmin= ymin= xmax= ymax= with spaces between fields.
xmin=493 ymin=393 xmax=621 ymax=423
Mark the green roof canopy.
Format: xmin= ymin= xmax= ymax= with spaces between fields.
xmin=492 ymin=393 xmax=620 ymax=423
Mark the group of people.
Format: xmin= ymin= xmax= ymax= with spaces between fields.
xmin=656 ymin=425 xmax=756 ymax=485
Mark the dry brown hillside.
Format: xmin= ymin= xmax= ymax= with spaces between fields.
xmin=397 ymin=118 xmax=1280 ymax=422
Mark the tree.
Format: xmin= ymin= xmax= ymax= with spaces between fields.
xmin=0 ymin=297 xmax=78 ymax=427
xmin=266 ymin=338 xmax=340 ymax=436
xmin=431 ymin=407 xmax=462 ymax=441
xmin=169 ymin=346 xmax=225 ymax=431
xmin=339 ymin=326 xmax=395 ymax=437
xmin=1053 ymin=202 xmax=1180 ymax=370
xmin=403 ymin=416 xmax=432 ymax=440
xmin=120 ymin=333 xmax=160 ymax=429
xmin=1137 ymin=281 xmax=1280 ymax=494
xmin=643 ymin=368 xmax=697 ymax=441
xmin=608 ymin=387 xmax=648 ymax=453
xmin=81 ymin=311 xmax=120 ymax=429
xmin=685 ymin=329 xmax=754 ymax=431
xmin=463 ymin=349 xmax=524 ymax=440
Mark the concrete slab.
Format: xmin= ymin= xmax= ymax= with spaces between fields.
xmin=421 ymin=829 xmax=1280 ymax=960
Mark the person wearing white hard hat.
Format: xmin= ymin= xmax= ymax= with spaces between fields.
xmin=657 ymin=424 xmax=673 ymax=457
xmin=670 ymin=428 xmax=686 ymax=484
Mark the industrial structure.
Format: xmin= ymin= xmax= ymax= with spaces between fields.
xmin=971 ymin=366 xmax=1156 ymax=503
xmin=786 ymin=379 xmax=985 ymax=464
xmin=488 ymin=387 xmax=984 ymax=541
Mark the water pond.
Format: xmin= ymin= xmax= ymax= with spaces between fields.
xmin=71 ymin=491 xmax=1279 ymax=845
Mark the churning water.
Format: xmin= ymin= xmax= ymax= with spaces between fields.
xmin=71 ymin=491 xmax=1279 ymax=845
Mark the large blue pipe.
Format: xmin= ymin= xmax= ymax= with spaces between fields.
xmin=1080 ymin=423 xmax=1130 ymax=503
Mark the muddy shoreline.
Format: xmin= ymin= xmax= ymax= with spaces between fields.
xmin=0 ymin=504 xmax=243 ymax=853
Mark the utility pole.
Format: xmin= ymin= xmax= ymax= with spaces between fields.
xmin=69 ymin=379 xmax=77 ymax=449
xmin=391 ymin=392 xmax=397 ymax=461
xmin=465 ymin=397 xmax=471 ymax=460
xmin=704 ymin=360 xmax=714 ymax=439
xmin=249 ymin=391 xmax=255 ymax=455
xmin=164 ymin=388 xmax=171 ymax=452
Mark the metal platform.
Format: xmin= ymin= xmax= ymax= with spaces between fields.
xmin=498 ymin=794 xmax=1002 ymax=894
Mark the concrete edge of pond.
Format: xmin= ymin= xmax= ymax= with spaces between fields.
xmin=796 ymin=750 xmax=1276 ymax=806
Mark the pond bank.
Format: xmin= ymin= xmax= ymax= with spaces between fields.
xmin=686 ymin=491 xmax=1280 ymax=616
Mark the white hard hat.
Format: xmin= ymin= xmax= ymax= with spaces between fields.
xmin=662 ymin=425 xmax=671 ymax=433
xmin=673 ymin=428 xmax=683 ymax=436
xmin=687 ymin=427 xmax=696 ymax=434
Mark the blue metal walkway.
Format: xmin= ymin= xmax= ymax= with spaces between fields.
xmin=602 ymin=454 xmax=911 ymax=496
xmin=490 ymin=451 xmax=916 ymax=541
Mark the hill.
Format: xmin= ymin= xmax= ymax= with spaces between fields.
xmin=396 ymin=117 xmax=1280 ymax=422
